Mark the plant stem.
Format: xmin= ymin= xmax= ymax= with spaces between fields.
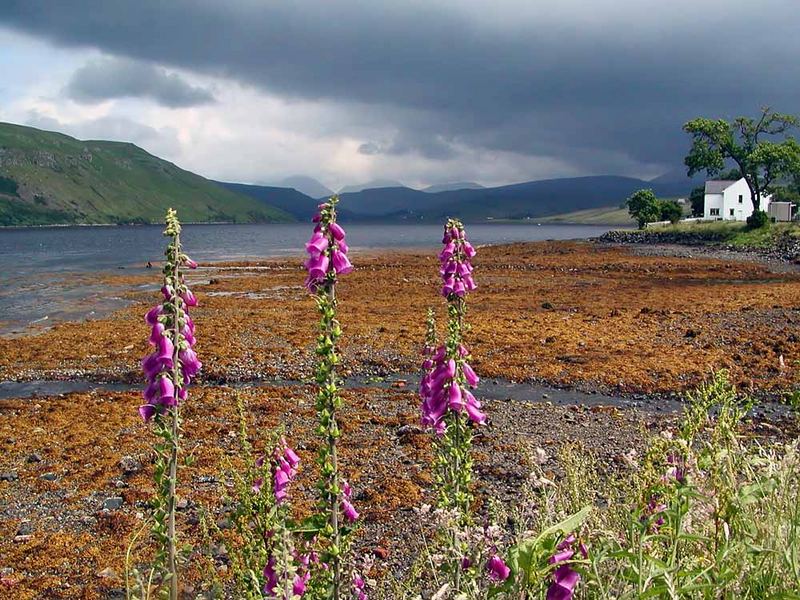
xmin=327 ymin=282 xmax=341 ymax=600
xmin=167 ymin=234 xmax=181 ymax=600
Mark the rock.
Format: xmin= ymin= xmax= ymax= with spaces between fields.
xmin=16 ymin=521 xmax=32 ymax=536
xmin=373 ymin=546 xmax=389 ymax=560
xmin=96 ymin=567 xmax=117 ymax=579
xmin=0 ymin=472 xmax=18 ymax=482
xmin=26 ymin=453 xmax=42 ymax=463
xmin=39 ymin=472 xmax=57 ymax=481
xmin=176 ymin=498 xmax=189 ymax=510
xmin=102 ymin=497 xmax=124 ymax=511
xmin=119 ymin=456 xmax=142 ymax=475
xmin=216 ymin=518 xmax=232 ymax=530
xmin=13 ymin=535 xmax=32 ymax=543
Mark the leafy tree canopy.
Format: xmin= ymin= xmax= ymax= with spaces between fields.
xmin=684 ymin=107 xmax=800 ymax=210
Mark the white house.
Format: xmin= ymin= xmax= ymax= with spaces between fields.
xmin=704 ymin=178 xmax=771 ymax=221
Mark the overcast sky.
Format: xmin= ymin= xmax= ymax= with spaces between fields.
xmin=1 ymin=1 xmax=798 ymax=190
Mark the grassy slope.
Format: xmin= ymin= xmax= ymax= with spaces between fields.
xmin=536 ymin=206 xmax=636 ymax=225
xmin=0 ymin=122 xmax=293 ymax=225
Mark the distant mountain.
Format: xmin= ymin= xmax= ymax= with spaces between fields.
xmin=217 ymin=181 xmax=320 ymax=221
xmin=423 ymin=181 xmax=484 ymax=193
xmin=0 ymin=122 xmax=293 ymax=226
xmin=649 ymin=168 xmax=706 ymax=189
xmin=338 ymin=186 xmax=435 ymax=216
xmin=275 ymin=175 xmax=333 ymax=199
xmin=339 ymin=179 xmax=405 ymax=194
xmin=335 ymin=175 xmax=699 ymax=221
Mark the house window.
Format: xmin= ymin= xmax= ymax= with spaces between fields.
xmin=730 ymin=209 xmax=735 ymax=216
xmin=738 ymin=195 xmax=743 ymax=203
xmin=710 ymin=208 xmax=720 ymax=216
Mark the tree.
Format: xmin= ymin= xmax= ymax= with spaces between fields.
xmin=684 ymin=107 xmax=800 ymax=211
xmin=627 ymin=189 xmax=662 ymax=229
xmin=660 ymin=200 xmax=683 ymax=224
xmin=689 ymin=186 xmax=705 ymax=217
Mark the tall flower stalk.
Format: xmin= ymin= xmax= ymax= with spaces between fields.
xmin=420 ymin=218 xmax=483 ymax=513
xmin=139 ymin=208 xmax=200 ymax=599
xmin=418 ymin=219 xmax=484 ymax=594
xmin=304 ymin=196 xmax=356 ymax=599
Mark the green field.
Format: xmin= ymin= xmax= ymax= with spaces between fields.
xmin=535 ymin=206 xmax=636 ymax=225
xmin=0 ymin=122 xmax=293 ymax=226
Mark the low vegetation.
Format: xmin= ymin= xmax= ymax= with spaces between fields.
xmin=119 ymin=205 xmax=800 ymax=599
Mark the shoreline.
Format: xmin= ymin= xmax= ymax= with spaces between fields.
xmin=2 ymin=239 xmax=799 ymax=396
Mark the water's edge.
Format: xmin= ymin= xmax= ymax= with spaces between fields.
xmin=0 ymin=374 xmax=790 ymax=420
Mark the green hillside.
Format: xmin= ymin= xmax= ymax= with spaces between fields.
xmin=0 ymin=122 xmax=293 ymax=225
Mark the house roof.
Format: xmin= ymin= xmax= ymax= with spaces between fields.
xmin=704 ymin=180 xmax=739 ymax=194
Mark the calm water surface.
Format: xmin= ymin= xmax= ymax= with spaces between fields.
xmin=0 ymin=223 xmax=615 ymax=333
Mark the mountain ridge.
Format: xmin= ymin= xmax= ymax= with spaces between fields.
xmin=0 ymin=122 xmax=293 ymax=225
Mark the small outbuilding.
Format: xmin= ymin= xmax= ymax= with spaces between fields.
xmin=767 ymin=201 xmax=795 ymax=222
xmin=704 ymin=178 xmax=771 ymax=221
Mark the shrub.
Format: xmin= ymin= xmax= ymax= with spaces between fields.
xmin=746 ymin=209 xmax=769 ymax=229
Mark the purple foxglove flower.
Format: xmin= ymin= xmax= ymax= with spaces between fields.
xmin=464 ymin=275 xmax=477 ymax=291
xmin=145 ymin=305 xmax=163 ymax=325
xmin=305 ymin=232 xmax=329 ymax=254
xmin=464 ymin=389 xmax=481 ymax=408
xmin=138 ymin=404 xmax=157 ymax=422
xmin=547 ymin=565 xmax=580 ymax=600
xmin=465 ymin=402 xmax=486 ymax=425
xmin=263 ymin=558 xmax=278 ymax=596
xmin=341 ymin=498 xmax=359 ymax=523
xmin=329 ymin=221 xmax=346 ymax=241
xmin=306 ymin=253 xmax=330 ymax=280
xmin=462 ymin=362 xmax=479 ymax=387
xmin=158 ymin=376 xmax=175 ymax=405
xmin=149 ymin=322 xmax=165 ymax=346
xmin=422 ymin=358 xmax=433 ymax=370
xmin=143 ymin=380 xmax=160 ymax=402
xmin=185 ymin=258 xmax=198 ymax=269
xmin=331 ymin=249 xmax=353 ymax=275
xmin=456 ymin=262 xmax=473 ymax=276
xmin=337 ymin=240 xmax=350 ymax=254
xmin=487 ymin=555 xmax=510 ymax=582
xmin=293 ymin=573 xmax=308 ymax=596
xmin=179 ymin=348 xmax=201 ymax=377
xmin=557 ymin=535 xmax=576 ymax=550
xmin=342 ymin=480 xmax=352 ymax=498
xmin=252 ymin=477 xmax=263 ymax=493
xmin=448 ymin=382 xmax=464 ymax=409
xmin=177 ymin=387 xmax=187 ymax=401
xmin=549 ymin=549 xmax=576 ymax=565
xmin=284 ymin=444 xmax=300 ymax=469
xmin=464 ymin=242 xmax=476 ymax=258
xmin=453 ymin=279 xmax=466 ymax=297
xmin=157 ymin=335 xmax=174 ymax=362
xmin=161 ymin=285 xmax=174 ymax=300
xmin=143 ymin=354 xmax=165 ymax=380
xmin=461 ymin=557 xmax=472 ymax=570
xmin=181 ymin=289 xmax=198 ymax=307
xmin=439 ymin=242 xmax=455 ymax=260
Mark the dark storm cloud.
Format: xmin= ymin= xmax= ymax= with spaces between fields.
xmin=3 ymin=0 xmax=799 ymax=174
xmin=65 ymin=57 xmax=215 ymax=107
